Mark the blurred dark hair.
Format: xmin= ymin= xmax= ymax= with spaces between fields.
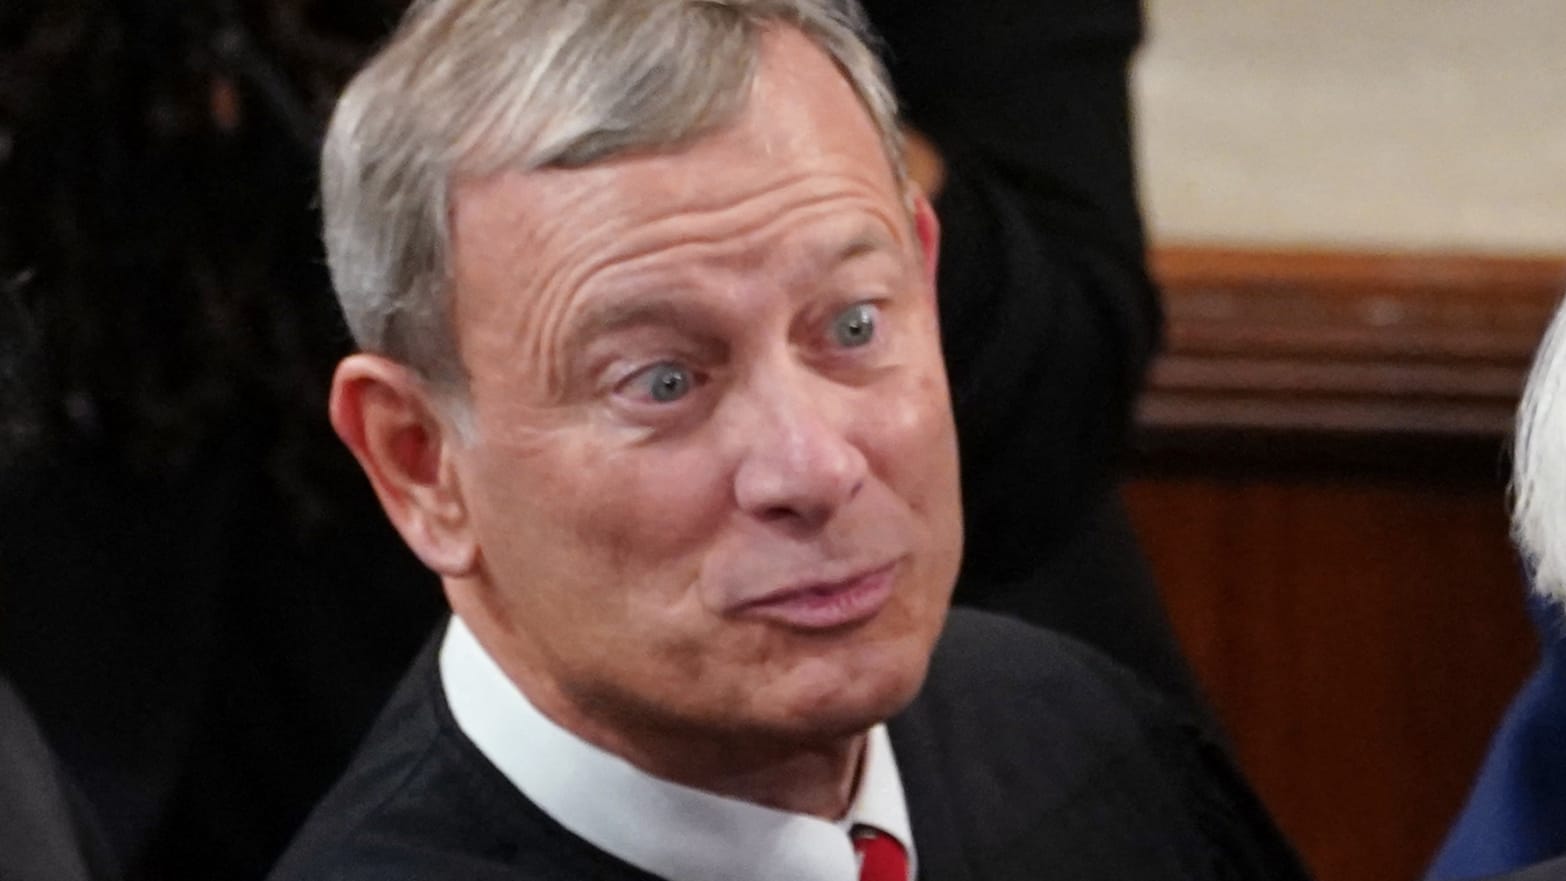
xmin=0 ymin=0 xmax=406 ymax=525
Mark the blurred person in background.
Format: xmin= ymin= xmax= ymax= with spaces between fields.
xmin=0 ymin=1 xmax=1191 ymax=878
xmin=1427 ymin=300 xmax=1566 ymax=881
xmin=1 ymin=5 xmax=443 ymax=878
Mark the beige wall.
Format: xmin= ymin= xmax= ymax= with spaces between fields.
xmin=1133 ymin=0 xmax=1566 ymax=255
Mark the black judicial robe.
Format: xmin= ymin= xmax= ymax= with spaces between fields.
xmin=269 ymin=610 xmax=1308 ymax=881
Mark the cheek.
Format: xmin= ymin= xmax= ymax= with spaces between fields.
xmin=881 ymin=302 xmax=960 ymax=488
xmin=875 ymin=361 xmax=960 ymax=500
xmin=872 ymin=362 xmax=965 ymax=596
xmin=475 ymin=434 xmax=734 ymax=600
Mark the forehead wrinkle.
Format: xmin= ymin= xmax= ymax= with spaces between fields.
xmin=486 ymin=93 xmax=911 ymax=394
xmin=467 ymin=181 xmax=644 ymax=403
xmin=539 ymin=142 xmax=909 ymax=262
xmin=544 ymin=191 xmax=907 ymax=370
xmin=466 ymin=178 xmax=905 ymax=409
xmin=525 ymin=225 xmax=622 ymax=400
xmin=563 ymin=179 xmax=907 ymax=300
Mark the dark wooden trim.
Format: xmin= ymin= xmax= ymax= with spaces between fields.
xmin=1134 ymin=247 xmax=1566 ymax=475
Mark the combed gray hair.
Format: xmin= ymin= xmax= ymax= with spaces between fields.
xmin=321 ymin=0 xmax=903 ymax=389
xmin=1513 ymin=294 xmax=1566 ymax=606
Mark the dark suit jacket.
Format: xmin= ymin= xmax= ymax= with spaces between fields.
xmin=1428 ymin=591 xmax=1566 ymax=879
xmin=269 ymin=610 xmax=1305 ymax=881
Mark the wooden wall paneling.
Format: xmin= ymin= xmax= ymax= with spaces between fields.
xmin=1126 ymin=248 xmax=1566 ymax=881
xmin=1126 ymin=478 xmax=1533 ymax=881
xmin=1139 ymin=248 xmax=1566 ymax=469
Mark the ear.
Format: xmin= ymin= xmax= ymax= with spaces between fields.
xmin=908 ymin=187 xmax=942 ymax=287
xmin=329 ymin=354 xmax=479 ymax=577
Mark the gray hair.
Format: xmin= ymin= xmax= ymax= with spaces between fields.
xmin=320 ymin=0 xmax=903 ymax=389
xmin=1513 ymin=294 xmax=1566 ymax=606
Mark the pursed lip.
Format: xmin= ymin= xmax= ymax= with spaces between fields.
xmin=729 ymin=559 xmax=900 ymax=630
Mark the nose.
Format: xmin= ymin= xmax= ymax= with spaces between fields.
xmin=730 ymin=370 xmax=868 ymax=531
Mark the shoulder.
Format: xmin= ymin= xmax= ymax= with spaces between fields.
xmin=269 ymin=630 xmax=649 ymax=881
xmin=903 ymin=608 xmax=1201 ymax=805
xmin=894 ymin=609 xmax=1310 ymax=880
xmin=268 ymin=636 xmax=518 ymax=881
xmin=924 ymin=607 xmax=1164 ymax=722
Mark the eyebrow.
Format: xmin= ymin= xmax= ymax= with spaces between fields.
xmin=567 ymin=298 xmax=694 ymax=354
xmin=565 ymin=227 xmax=902 ymax=352
xmin=822 ymin=228 xmax=898 ymax=267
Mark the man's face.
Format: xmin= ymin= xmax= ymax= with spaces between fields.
xmin=444 ymin=29 xmax=962 ymax=752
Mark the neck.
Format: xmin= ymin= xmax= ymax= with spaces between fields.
xmin=453 ymin=597 xmax=866 ymax=820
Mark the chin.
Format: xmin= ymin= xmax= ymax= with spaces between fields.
xmin=767 ymin=635 xmax=935 ymax=743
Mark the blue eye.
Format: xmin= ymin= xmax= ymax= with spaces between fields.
xmin=634 ymin=362 xmax=694 ymax=403
xmin=832 ymin=303 xmax=877 ymax=348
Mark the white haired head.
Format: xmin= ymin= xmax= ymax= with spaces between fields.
xmin=1513 ymin=295 xmax=1566 ymax=606
xmin=319 ymin=0 xmax=902 ymax=394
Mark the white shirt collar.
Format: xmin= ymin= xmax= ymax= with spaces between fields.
xmin=440 ymin=615 xmax=917 ymax=881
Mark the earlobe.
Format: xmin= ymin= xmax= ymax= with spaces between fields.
xmin=329 ymin=355 xmax=479 ymax=577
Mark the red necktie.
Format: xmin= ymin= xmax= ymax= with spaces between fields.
xmin=851 ymin=825 xmax=909 ymax=881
